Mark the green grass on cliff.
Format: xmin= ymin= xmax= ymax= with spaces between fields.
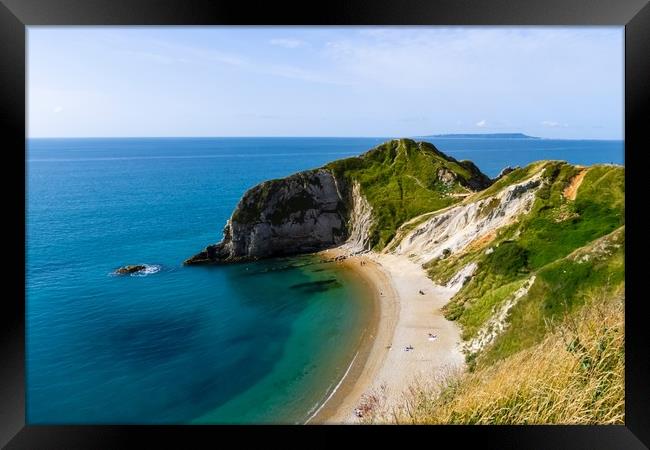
xmin=326 ymin=139 xmax=490 ymax=249
xmin=471 ymin=161 xmax=545 ymax=201
xmin=429 ymin=161 xmax=624 ymax=368
xmin=482 ymin=226 xmax=624 ymax=367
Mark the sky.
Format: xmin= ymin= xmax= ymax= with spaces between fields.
xmin=28 ymin=27 xmax=624 ymax=139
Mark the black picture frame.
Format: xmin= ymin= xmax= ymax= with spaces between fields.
xmin=1 ymin=0 xmax=648 ymax=448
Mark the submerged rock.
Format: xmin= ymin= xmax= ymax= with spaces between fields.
xmin=115 ymin=264 xmax=146 ymax=275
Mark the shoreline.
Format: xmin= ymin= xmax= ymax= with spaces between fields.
xmin=309 ymin=248 xmax=465 ymax=424
xmin=306 ymin=247 xmax=398 ymax=424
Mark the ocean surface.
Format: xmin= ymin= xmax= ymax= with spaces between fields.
xmin=26 ymin=137 xmax=624 ymax=424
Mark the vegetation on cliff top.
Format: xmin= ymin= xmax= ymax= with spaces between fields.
xmin=326 ymin=138 xmax=491 ymax=249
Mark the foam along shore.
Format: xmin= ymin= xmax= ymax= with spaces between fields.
xmin=308 ymin=247 xmax=465 ymax=424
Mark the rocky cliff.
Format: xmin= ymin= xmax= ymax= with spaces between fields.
xmin=185 ymin=138 xmax=492 ymax=264
xmin=184 ymin=169 xmax=349 ymax=264
xmin=390 ymin=173 xmax=542 ymax=263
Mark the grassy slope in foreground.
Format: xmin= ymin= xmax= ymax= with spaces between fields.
xmin=326 ymin=138 xmax=491 ymax=249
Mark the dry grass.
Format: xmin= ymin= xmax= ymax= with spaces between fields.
xmin=386 ymin=290 xmax=624 ymax=424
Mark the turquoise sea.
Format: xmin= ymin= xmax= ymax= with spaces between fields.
xmin=26 ymin=137 xmax=624 ymax=424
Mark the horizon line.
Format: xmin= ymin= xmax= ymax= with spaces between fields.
xmin=26 ymin=135 xmax=624 ymax=141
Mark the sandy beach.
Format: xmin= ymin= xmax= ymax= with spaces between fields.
xmin=309 ymin=248 xmax=465 ymax=424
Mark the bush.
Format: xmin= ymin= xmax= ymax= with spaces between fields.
xmin=485 ymin=242 xmax=529 ymax=276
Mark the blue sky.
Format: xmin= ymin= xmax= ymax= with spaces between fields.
xmin=28 ymin=27 xmax=623 ymax=139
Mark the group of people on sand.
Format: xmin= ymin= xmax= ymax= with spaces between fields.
xmin=404 ymin=332 xmax=438 ymax=351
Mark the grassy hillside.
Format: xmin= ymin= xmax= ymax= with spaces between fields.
xmin=422 ymin=162 xmax=624 ymax=364
xmin=376 ymin=160 xmax=625 ymax=425
xmin=326 ymin=138 xmax=491 ymax=249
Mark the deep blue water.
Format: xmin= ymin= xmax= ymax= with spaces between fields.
xmin=423 ymin=137 xmax=624 ymax=176
xmin=26 ymin=137 xmax=624 ymax=424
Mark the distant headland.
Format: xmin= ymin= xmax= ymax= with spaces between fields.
xmin=422 ymin=133 xmax=540 ymax=139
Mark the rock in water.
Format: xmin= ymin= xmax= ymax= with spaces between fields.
xmin=115 ymin=264 xmax=146 ymax=275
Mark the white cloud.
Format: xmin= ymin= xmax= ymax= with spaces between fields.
xmin=263 ymin=64 xmax=348 ymax=85
xmin=27 ymin=27 xmax=623 ymax=138
xmin=130 ymin=37 xmax=342 ymax=84
xmin=120 ymin=50 xmax=176 ymax=65
xmin=269 ymin=38 xmax=306 ymax=49
xmin=136 ymin=38 xmax=246 ymax=67
xmin=323 ymin=28 xmax=622 ymax=96
xmin=541 ymin=120 xmax=568 ymax=128
xmin=170 ymin=46 xmax=244 ymax=67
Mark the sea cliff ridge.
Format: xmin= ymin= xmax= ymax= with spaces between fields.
xmin=185 ymin=138 xmax=491 ymax=264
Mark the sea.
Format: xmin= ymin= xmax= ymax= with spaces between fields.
xmin=26 ymin=136 xmax=624 ymax=424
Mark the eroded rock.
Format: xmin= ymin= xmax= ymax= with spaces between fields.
xmin=115 ymin=265 xmax=146 ymax=275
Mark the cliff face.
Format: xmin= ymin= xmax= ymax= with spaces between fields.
xmin=339 ymin=181 xmax=374 ymax=253
xmin=185 ymin=169 xmax=349 ymax=264
xmin=185 ymin=138 xmax=493 ymax=264
xmin=391 ymin=173 xmax=542 ymax=263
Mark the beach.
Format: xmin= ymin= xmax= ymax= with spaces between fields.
xmin=309 ymin=248 xmax=465 ymax=424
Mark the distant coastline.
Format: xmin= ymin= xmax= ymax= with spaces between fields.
xmin=421 ymin=133 xmax=541 ymax=139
